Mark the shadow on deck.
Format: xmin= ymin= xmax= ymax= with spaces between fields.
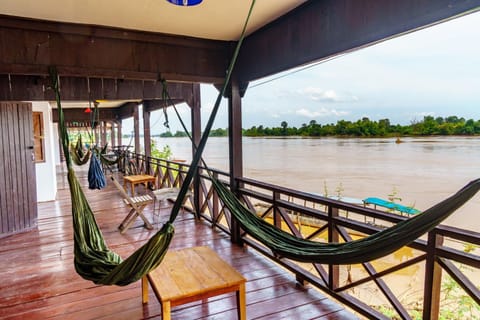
xmin=0 ymin=168 xmax=358 ymax=319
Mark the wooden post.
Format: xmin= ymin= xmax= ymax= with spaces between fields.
xmin=190 ymin=83 xmax=202 ymax=218
xmin=228 ymin=80 xmax=243 ymax=245
xmin=133 ymin=104 xmax=140 ymax=155
xmin=328 ymin=206 xmax=340 ymax=290
xmin=110 ymin=121 xmax=115 ymax=148
xmin=101 ymin=121 xmax=107 ymax=147
xmin=423 ymin=232 xmax=444 ymax=320
xmin=143 ymin=102 xmax=152 ymax=174
xmin=117 ymin=120 xmax=122 ymax=147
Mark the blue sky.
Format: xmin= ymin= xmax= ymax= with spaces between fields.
xmin=134 ymin=11 xmax=480 ymax=134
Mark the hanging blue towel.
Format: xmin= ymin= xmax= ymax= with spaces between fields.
xmin=88 ymin=153 xmax=106 ymax=189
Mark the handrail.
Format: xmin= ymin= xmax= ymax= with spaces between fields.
xmin=125 ymin=151 xmax=480 ymax=320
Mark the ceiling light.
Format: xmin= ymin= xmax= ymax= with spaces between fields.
xmin=166 ymin=0 xmax=202 ymax=6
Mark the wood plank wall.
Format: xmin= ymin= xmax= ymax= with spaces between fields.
xmin=0 ymin=102 xmax=37 ymax=237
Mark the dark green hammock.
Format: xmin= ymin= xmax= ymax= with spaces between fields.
xmin=211 ymin=177 xmax=480 ymax=264
xmin=51 ymin=69 xmax=174 ymax=286
xmin=48 ymin=0 xmax=256 ymax=286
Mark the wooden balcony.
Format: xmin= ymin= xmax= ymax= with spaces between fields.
xmin=126 ymin=152 xmax=480 ymax=320
xmin=0 ymin=167 xmax=357 ymax=319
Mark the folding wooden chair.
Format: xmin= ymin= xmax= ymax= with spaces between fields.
xmin=110 ymin=175 xmax=154 ymax=233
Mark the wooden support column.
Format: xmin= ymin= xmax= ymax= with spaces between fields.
xmin=94 ymin=124 xmax=99 ymax=146
xmin=190 ymin=84 xmax=202 ymax=218
xmin=133 ymin=105 xmax=140 ymax=154
xmin=143 ymin=102 xmax=152 ymax=174
xmin=101 ymin=121 xmax=107 ymax=147
xmin=117 ymin=121 xmax=122 ymax=147
xmin=110 ymin=121 xmax=115 ymax=148
xmin=227 ymin=80 xmax=243 ymax=245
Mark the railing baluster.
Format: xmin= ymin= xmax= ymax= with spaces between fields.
xmin=423 ymin=231 xmax=444 ymax=320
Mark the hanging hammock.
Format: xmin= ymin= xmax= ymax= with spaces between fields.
xmin=153 ymin=22 xmax=480 ymax=266
xmin=211 ymin=177 xmax=480 ymax=264
xmin=48 ymin=0 xmax=256 ymax=286
xmin=70 ymin=135 xmax=91 ymax=166
xmin=51 ymin=68 xmax=174 ymax=285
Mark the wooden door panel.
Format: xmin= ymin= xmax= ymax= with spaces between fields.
xmin=0 ymin=102 xmax=37 ymax=237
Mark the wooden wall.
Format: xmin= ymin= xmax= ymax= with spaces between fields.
xmin=0 ymin=102 xmax=37 ymax=237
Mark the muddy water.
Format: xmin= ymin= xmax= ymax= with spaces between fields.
xmin=158 ymin=136 xmax=480 ymax=232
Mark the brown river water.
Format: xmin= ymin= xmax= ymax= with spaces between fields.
xmin=157 ymin=135 xmax=480 ymax=232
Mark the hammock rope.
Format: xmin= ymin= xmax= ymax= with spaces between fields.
xmin=49 ymin=0 xmax=256 ymax=286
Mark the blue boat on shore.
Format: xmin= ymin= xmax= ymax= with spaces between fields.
xmin=363 ymin=197 xmax=421 ymax=216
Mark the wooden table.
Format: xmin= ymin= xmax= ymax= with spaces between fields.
xmin=142 ymin=246 xmax=246 ymax=320
xmin=123 ymin=174 xmax=155 ymax=195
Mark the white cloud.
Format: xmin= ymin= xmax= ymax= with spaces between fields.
xmin=298 ymin=87 xmax=359 ymax=103
xmin=296 ymin=107 xmax=350 ymax=118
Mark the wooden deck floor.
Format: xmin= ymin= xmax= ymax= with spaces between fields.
xmin=0 ymin=169 xmax=357 ymax=319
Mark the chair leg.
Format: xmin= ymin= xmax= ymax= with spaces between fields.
xmin=119 ymin=205 xmax=153 ymax=233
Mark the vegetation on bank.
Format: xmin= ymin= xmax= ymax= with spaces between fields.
xmin=243 ymin=116 xmax=480 ymax=137
xmin=131 ymin=115 xmax=480 ymax=138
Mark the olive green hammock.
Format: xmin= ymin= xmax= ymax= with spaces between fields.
xmin=211 ymin=177 xmax=480 ymax=264
xmin=51 ymin=70 xmax=174 ymax=286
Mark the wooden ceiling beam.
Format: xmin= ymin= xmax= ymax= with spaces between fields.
xmin=236 ymin=0 xmax=480 ymax=82
xmin=51 ymin=108 xmax=118 ymax=123
xmin=0 ymin=14 xmax=230 ymax=83
xmin=0 ymin=74 xmax=197 ymax=102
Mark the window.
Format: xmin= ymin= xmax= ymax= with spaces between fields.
xmin=33 ymin=112 xmax=45 ymax=162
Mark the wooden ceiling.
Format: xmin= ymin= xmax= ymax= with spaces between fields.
xmin=0 ymin=0 xmax=306 ymax=41
xmin=0 ymin=1 xmax=478 ymax=108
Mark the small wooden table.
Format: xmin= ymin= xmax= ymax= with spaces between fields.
xmin=123 ymin=174 xmax=155 ymax=195
xmin=142 ymin=246 xmax=246 ymax=320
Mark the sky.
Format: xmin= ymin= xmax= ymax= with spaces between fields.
xmin=129 ymin=11 xmax=480 ymax=134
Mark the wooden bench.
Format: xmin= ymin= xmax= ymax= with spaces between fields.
xmin=142 ymin=246 xmax=246 ymax=320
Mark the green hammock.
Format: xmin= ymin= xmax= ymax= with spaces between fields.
xmin=51 ymin=69 xmax=174 ymax=286
xmin=211 ymin=177 xmax=480 ymax=264
xmin=48 ymin=0 xmax=256 ymax=286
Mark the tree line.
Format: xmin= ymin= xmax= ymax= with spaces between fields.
xmin=154 ymin=116 xmax=480 ymax=138
xmin=244 ymin=116 xmax=480 ymax=137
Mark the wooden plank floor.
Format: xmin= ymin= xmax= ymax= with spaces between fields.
xmin=0 ymin=169 xmax=358 ymax=319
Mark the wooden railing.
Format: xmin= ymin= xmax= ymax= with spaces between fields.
xmin=124 ymin=151 xmax=480 ymax=320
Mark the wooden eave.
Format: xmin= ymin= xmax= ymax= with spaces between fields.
xmin=235 ymin=0 xmax=480 ymax=82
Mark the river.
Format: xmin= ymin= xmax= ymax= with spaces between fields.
xmin=152 ymin=136 xmax=480 ymax=232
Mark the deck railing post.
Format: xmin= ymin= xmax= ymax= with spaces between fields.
xmin=328 ymin=206 xmax=340 ymax=290
xmin=212 ymin=173 xmax=219 ymax=224
xmin=423 ymin=231 xmax=444 ymax=320
xmin=273 ymin=191 xmax=281 ymax=229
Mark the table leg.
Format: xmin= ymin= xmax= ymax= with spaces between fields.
xmin=142 ymin=276 xmax=149 ymax=304
xmin=236 ymin=283 xmax=246 ymax=320
xmin=162 ymin=301 xmax=171 ymax=320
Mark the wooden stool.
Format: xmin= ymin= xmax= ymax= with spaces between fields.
xmin=142 ymin=246 xmax=246 ymax=320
